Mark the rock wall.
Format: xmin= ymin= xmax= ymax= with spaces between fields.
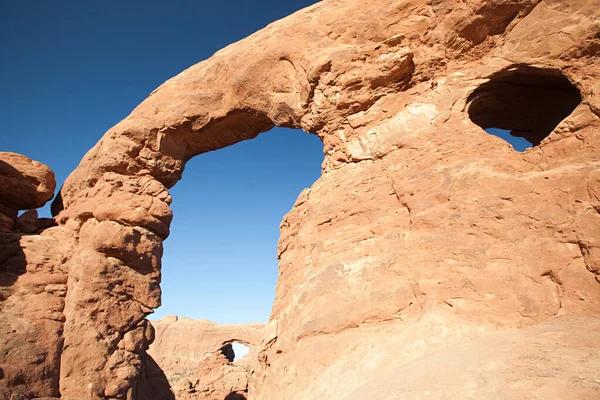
xmin=1 ymin=0 xmax=600 ymax=399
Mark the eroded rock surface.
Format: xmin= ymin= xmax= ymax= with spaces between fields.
xmin=0 ymin=153 xmax=69 ymax=400
xmin=0 ymin=152 xmax=55 ymax=233
xmin=144 ymin=316 xmax=263 ymax=400
xmin=1 ymin=0 xmax=600 ymax=399
xmin=343 ymin=315 xmax=600 ymax=400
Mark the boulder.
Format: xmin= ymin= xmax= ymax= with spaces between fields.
xmin=0 ymin=152 xmax=55 ymax=211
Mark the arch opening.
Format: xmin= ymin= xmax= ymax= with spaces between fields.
xmin=232 ymin=341 xmax=250 ymax=362
xmin=151 ymin=126 xmax=323 ymax=324
xmin=468 ymin=65 xmax=582 ymax=148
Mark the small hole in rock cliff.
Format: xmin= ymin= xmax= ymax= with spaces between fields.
xmin=150 ymin=127 xmax=323 ymax=324
xmin=468 ymin=65 xmax=582 ymax=148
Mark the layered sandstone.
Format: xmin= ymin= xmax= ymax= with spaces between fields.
xmin=144 ymin=317 xmax=263 ymax=399
xmin=1 ymin=0 xmax=600 ymax=399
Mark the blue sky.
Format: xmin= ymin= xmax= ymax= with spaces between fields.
xmin=0 ymin=0 xmax=321 ymax=324
xmin=485 ymin=128 xmax=531 ymax=152
xmin=0 ymin=1 xmax=531 ymax=324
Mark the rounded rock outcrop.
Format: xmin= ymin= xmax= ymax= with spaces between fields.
xmin=0 ymin=152 xmax=55 ymax=211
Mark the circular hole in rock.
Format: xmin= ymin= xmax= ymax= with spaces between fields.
xmin=467 ymin=65 xmax=582 ymax=150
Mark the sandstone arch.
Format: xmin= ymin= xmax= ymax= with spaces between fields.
xmin=2 ymin=0 xmax=600 ymax=399
xmin=51 ymin=6 xmax=417 ymax=396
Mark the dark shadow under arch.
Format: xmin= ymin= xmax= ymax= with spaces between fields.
xmin=136 ymin=353 xmax=176 ymax=400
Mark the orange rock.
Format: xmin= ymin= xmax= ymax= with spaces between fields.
xmin=0 ymin=152 xmax=55 ymax=211
xmin=0 ymin=153 xmax=68 ymax=399
xmin=143 ymin=317 xmax=263 ymax=400
xmin=0 ymin=153 xmax=55 ymax=233
xmin=2 ymin=0 xmax=600 ymax=398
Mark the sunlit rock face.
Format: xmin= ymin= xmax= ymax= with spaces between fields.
xmin=1 ymin=0 xmax=600 ymax=398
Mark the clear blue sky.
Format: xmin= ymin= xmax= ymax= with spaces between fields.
xmin=0 ymin=0 xmax=321 ymax=324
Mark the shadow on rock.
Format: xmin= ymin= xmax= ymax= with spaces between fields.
xmin=136 ymin=352 xmax=176 ymax=400
xmin=0 ymin=232 xmax=26 ymax=302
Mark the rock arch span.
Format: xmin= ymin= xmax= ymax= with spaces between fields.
xmin=52 ymin=6 xmax=415 ymax=396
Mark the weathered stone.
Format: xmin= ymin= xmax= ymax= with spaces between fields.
xmin=15 ymin=209 xmax=38 ymax=234
xmin=0 ymin=153 xmax=54 ymax=235
xmin=343 ymin=316 xmax=600 ymax=400
xmin=1 ymin=0 xmax=600 ymax=399
xmin=0 ymin=154 xmax=66 ymax=399
xmin=145 ymin=317 xmax=263 ymax=400
xmin=0 ymin=152 xmax=55 ymax=211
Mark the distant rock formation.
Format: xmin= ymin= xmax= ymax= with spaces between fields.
xmin=1 ymin=0 xmax=600 ymax=399
xmin=143 ymin=317 xmax=263 ymax=400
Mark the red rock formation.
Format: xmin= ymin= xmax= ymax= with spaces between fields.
xmin=0 ymin=152 xmax=67 ymax=399
xmin=144 ymin=316 xmax=263 ymax=399
xmin=1 ymin=0 xmax=600 ymax=398
xmin=0 ymin=152 xmax=55 ymax=234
